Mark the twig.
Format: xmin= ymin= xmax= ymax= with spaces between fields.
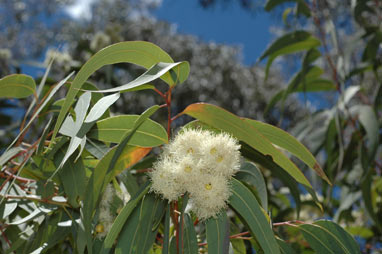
xmin=0 ymin=226 xmax=11 ymax=248
xmin=311 ymin=0 xmax=341 ymax=92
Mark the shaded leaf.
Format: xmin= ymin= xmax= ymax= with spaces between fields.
xmin=260 ymin=31 xmax=320 ymax=79
xmin=277 ymin=238 xmax=297 ymax=254
xmin=229 ymin=178 xmax=280 ymax=254
xmin=101 ymin=182 xmax=151 ymax=253
xmin=235 ymin=161 xmax=268 ymax=210
xmin=297 ymin=220 xmax=361 ymax=254
xmin=57 ymin=155 xmax=86 ymax=208
xmin=115 ymin=193 xmax=166 ymax=253
xmin=350 ymin=105 xmax=379 ymax=159
xmin=83 ymin=105 xmax=159 ymax=253
xmin=206 ymin=212 xmax=230 ymax=254
xmin=162 ymin=204 xmax=171 ymax=254
xmin=184 ymin=214 xmax=198 ymax=254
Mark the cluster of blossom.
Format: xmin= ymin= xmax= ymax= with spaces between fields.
xmin=149 ymin=128 xmax=241 ymax=220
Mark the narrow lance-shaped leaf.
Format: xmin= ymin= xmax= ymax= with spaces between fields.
xmin=183 ymin=214 xmax=198 ymax=254
xmin=243 ymin=118 xmax=330 ymax=184
xmin=51 ymin=41 xmax=178 ymax=146
xmin=205 ymin=212 xmax=230 ymax=254
xmin=6 ymin=72 xmax=74 ymax=152
xmin=235 ymin=161 xmax=268 ymax=210
xmin=89 ymin=61 xmax=190 ymax=93
xmin=350 ymin=105 xmax=379 ymax=159
xmin=259 ymin=31 xmax=320 ymax=79
xmin=83 ymin=105 xmax=160 ymax=253
xmin=182 ymin=103 xmax=313 ymax=189
xmin=229 ymin=179 xmax=280 ymax=254
xmin=162 ymin=204 xmax=171 ymax=254
xmin=292 ymin=220 xmax=361 ymax=254
xmin=100 ymin=182 xmax=151 ymax=254
xmin=115 ymin=193 xmax=166 ymax=254
xmin=0 ymin=147 xmax=22 ymax=168
xmin=57 ymin=92 xmax=120 ymax=171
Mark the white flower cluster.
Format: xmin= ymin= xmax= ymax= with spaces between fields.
xmin=149 ymin=128 xmax=241 ymax=220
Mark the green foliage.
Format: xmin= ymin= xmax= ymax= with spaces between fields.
xmin=2 ymin=0 xmax=380 ymax=250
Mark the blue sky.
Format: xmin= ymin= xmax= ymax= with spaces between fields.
xmin=154 ymin=0 xmax=276 ymax=65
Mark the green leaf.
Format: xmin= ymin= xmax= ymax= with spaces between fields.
xmin=162 ymin=204 xmax=171 ymax=254
xmin=350 ymin=105 xmax=379 ymax=159
xmin=265 ymin=0 xmax=300 ymax=12
xmin=6 ymin=72 xmax=74 ymax=152
xmin=297 ymin=220 xmax=361 ymax=254
xmin=101 ymin=182 xmax=151 ymax=254
xmin=265 ymin=66 xmax=335 ymax=115
xmin=88 ymin=115 xmax=168 ymax=147
xmin=260 ymin=31 xmax=320 ymax=79
xmin=0 ymin=74 xmax=36 ymax=98
xmin=374 ymin=83 xmax=382 ymax=110
xmin=83 ymin=105 xmax=159 ymax=253
xmin=277 ymin=238 xmax=297 ymax=254
xmin=178 ymin=193 xmax=190 ymax=252
xmin=37 ymin=117 xmax=53 ymax=155
xmin=229 ymin=179 xmax=280 ymax=254
xmin=115 ymin=193 xmax=166 ymax=253
xmin=205 ymin=212 xmax=230 ymax=254
xmin=0 ymin=147 xmax=22 ymax=167
xmin=240 ymin=144 xmax=301 ymax=214
xmin=183 ymin=214 xmax=198 ymax=254
xmin=58 ymin=92 xmax=120 ymax=172
xmin=181 ymin=103 xmax=313 ymax=189
xmin=244 ymin=118 xmax=330 ymax=184
xmin=91 ymin=61 xmax=190 ymax=93
xmin=230 ymin=238 xmax=246 ymax=254
xmin=57 ymin=155 xmax=86 ymax=208
xmin=51 ymin=41 xmax=182 ymax=146
xmin=361 ymin=168 xmax=382 ymax=230
xmin=235 ymin=161 xmax=268 ymax=210
xmin=346 ymin=226 xmax=374 ymax=239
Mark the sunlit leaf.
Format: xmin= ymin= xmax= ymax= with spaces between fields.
xmin=91 ymin=61 xmax=190 ymax=93
xmin=88 ymin=115 xmax=168 ymax=147
xmin=182 ymin=103 xmax=313 ymax=189
xmin=0 ymin=74 xmax=36 ymax=99
xmin=244 ymin=118 xmax=330 ymax=184
xmin=52 ymin=41 xmax=184 ymax=146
